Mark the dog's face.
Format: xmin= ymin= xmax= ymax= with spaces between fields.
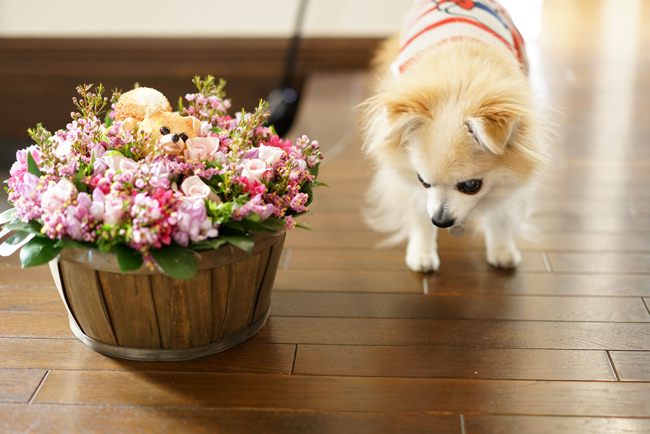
xmin=404 ymin=108 xmax=522 ymax=228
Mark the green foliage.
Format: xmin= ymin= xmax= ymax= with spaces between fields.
xmin=71 ymin=84 xmax=108 ymax=122
xmin=219 ymin=235 xmax=254 ymax=256
xmin=27 ymin=152 xmax=43 ymax=177
xmin=151 ymin=243 xmax=198 ymax=279
xmin=19 ymin=236 xmax=62 ymax=267
xmin=114 ymin=244 xmax=144 ymax=273
xmin=0 ymin=208 xmax=16 ymax=225
xmin=0 ymin=231 xmax=35 ymax=257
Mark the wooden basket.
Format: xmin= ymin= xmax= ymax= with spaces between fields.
xmin=48 ymin=231 xmax=285 ymax=361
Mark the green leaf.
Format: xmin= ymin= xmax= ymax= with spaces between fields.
xmin=223 ymin=220 xmax=244 ymax=232
xmin=295 ymin=222 xmax=313 ymax=231
xmin=301 ymin=181 xmax=314 ymax=207
xmin=245 ymin=213 xmax=260 ymax=223
xmin=260 ymin=217 xmax=286 ymax=228
xmin=62 ymin=239 xmax=94 ymax=249
xmin=220 ymin=235 xmax=254 ymax=256
xmin=0 ymin=231 xmax=35 ymax=257
xmin=4 ymin=219 xmax=43 ymax=234
xmin=0 ymin=208 xmax=16 ymax=225
xmin=114 ymin=244 xmax=144 ymax=273
xmin=27 ymin=152 xmax=43 ymax=177
xmin=104 ymin=110 xmax=114 ymax=127
xmin=313 ymin=181 xmax=329 ymax=188
xmin=73 ymin=168 xmax=88 ymax=193
xmin=19 ymin=236 xmax=62 ymax=267
xmin=0 ymin=227 xmax=10 ymax=239
xmin=151 ymin=243 xmax=198 ymax=279
xmin=241 ymin=219 xmax=276 ymax=234
xmin=190 ymin=238 xmax=228 ymax=251
xmin=309 ymin=162 xmax=320 ymax=178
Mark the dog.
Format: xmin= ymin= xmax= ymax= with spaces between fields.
xmin=360 ymin=0 xmax=553 ymax=272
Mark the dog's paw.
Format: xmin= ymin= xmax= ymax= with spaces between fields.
xmin=405 ymin=250 xmax=440 ymax=273
xmin=487 ymin=247 xmax=522 ymax=269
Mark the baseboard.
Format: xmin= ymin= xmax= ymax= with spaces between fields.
xmin=0 ymin=37 xmax=382 ymax=139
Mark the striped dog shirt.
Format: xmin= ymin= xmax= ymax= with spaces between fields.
xmin=391 ymin=0 xmax=527 ymax=76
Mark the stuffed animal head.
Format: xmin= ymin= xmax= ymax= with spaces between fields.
xmin=114 ymin=87 xmax=171 ymax=123
xmin=139 ymin=107 xmax=202 ymax=156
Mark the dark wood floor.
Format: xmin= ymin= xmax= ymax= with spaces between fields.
xmin=2 ymin=0 xmax=650 ymax=432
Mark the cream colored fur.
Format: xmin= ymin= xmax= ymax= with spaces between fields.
xmin=360 ymin=39 xmax=553 ymax=272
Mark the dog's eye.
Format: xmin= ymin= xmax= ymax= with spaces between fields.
xmin=417 ymin=173 xmax=431 ymax=188
xmin=457 ymin=179 xmax=482 ymax=194
xmin=179 ymin=133 xmax=189 ymax=142
xmin=160 ymin=126 xmax=170 ymax=135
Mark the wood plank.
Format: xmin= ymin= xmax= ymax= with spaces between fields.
xmin=251 ymin=317 xmax=650 ymax=350
xmin=150 ymin=271 xmax=213 ymax=349
xmin=219 ymin=255 xmax=262 ymax=339
xmin=286 ymin=248 xmax=547 ymax=272
xmin=0 ymin=369 xmax=46 ymax=404
xmin=253 ymin=236 xmax=286 ymax=323
xmin=609 ymin=351 xmax=650 ymax=381
xmin=33 ymin=371 xmax=650 ymax=417
xmin=0 ymin=339 xmax=295 ymax=375
xmin=98 ymin=272 xmax=161 ymax=349
xmin=0 ymin=403 xmax=460 ymax=434
xmin=271 ymin=292 xmax=650 ymax=322
xmin=423 ymin=273 xmax=650 ymax=297
xmin=464 ymin=415 xmax=650 ymax=434
xmin=293 ymin=345 xmax=615 ymax=381
xmin=274 ymin=269 xmax=424 ymax=293
xmin=0 ymin=264 xmax=55 ymax=286
xmin=547 ymin=253 xmax=650 ymax=273
xmin=284 ymin=229 xmax=650 ymax=251
xmin=59 ymin=261 xmax=117 ymax=345
xmin=0 ymin=312 xmax=72 ymax=339
xmin=0 ymin=286 xmax=65 ymax=313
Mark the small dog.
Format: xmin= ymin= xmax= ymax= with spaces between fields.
xmin=360 ymin=0 xmax=553 ymax=272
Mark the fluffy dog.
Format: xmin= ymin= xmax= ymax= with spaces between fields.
xmin=360 ymin=0 xmax=553 ymax=272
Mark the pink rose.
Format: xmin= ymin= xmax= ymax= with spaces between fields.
xmin=41 ymin=178 xmax=75 ymax=214
xmin=241 ymin=159 xmax=268 ymax=181
xmin=103 ymin=194 xmax=124 ymax=225
xmin=259 ymin=144 xmax=285 ymax=164
xmin=183 ymin=137 xmax=220 ymax=162
xmin=180 ymin=175 xmax=221 ymax=204
xmin=105 ymin=152 xmax=139 ymax=172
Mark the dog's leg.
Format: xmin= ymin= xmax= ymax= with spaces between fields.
xmin=483 ymin=213 xmax=521 ymax=269
xmin=405 ymin=214 xmax=440 ymax=273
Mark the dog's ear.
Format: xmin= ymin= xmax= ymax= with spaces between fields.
xmin=383 ymin=95 xmax=429 ymax=146
xmin=466 ymin=113 xmax=518 ymax=155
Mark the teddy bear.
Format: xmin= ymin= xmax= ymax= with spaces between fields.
xmin=138 ymin=107 xmax=202 ymax=157
xmin=113 ymin=87 xmax=172 ymax=126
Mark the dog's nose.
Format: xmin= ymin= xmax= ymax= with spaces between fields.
xmin=171 ymin=133 xmax=180 ymax=143
xmin=431 ymin=207 xmax=455 ymax=228
xmin=432 ymin=217 xmax=455 ymax=228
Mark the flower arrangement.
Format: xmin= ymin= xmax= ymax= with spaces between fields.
xmin=0 ymin=76 xmax=323 ymax=279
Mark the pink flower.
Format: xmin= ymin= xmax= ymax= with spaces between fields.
xmin=184 ymin=137 xmax=220 ymax=162
xmin=103 ymin=193 xmax=125 ymax=225
xmin=180 ymin=175 xmax=221 ymax=203
xmin=41 ymin=178 xmax=75 ymax=214
xmin=259 ymin=144 xmax=285 ymax=164
xmin=104 ymin=152 xmax=139 ymax=172
xmin=241 ymin=159 xmax=268 ymax=181
xmin=89 ymin=188 xmax=105 ymax=220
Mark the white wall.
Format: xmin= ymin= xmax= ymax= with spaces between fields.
xmin=0 ymin=0 xmax=411 ymax=38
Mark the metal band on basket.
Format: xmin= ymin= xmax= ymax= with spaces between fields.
xmin=67 ymin=307 xmax=271 ymax=362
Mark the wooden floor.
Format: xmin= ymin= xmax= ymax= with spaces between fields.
xmin=2 ymin=0 xmax=650 ymax=432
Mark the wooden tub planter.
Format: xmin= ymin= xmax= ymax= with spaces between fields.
xmin=48 ymin=231 xmax=285 ymax=361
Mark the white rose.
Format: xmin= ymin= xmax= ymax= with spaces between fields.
xmin=258 ymin=144 xmax=285 ymax=164
xmin=183 ymin=137 xmax=220 ymax=162
xmin=105 ymin=152 xmax=139 ymax=172
xmin=241 ymin=159 xmax=268 ymax=181
xmin=180 ymin=175 xmax=221 ymax=204
xmin=41 ymin=178 xmax=75 ymax=214
xmin=54 ymin=139 xmax=74 ymax=160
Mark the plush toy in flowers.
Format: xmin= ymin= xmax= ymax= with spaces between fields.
xmin=0 ymin=76 xmax=324 ymax=279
